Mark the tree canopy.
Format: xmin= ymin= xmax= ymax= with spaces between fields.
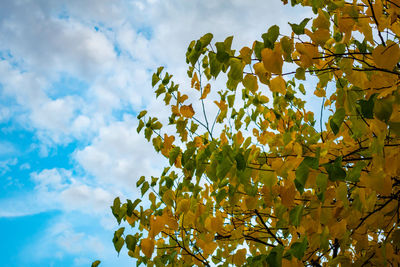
xmin=106 ymin=0 xmax=400 ymax=266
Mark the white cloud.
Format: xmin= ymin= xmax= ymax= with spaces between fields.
xmin=75 ymin=114 xmax=164 ymax=191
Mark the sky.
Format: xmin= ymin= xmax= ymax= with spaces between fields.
xmin=0 ymin=1 xmax=313 ymax=266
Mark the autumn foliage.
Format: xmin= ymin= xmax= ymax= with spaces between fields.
xmin=109 ymin=0 xmax=400 ymax=266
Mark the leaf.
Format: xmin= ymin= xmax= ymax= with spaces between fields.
xmin=316 ymin=173 xmax=328 ymax=201
xmin=201 ymin=83 xmax=211 ymax=99
xmin=169 ymin=147 xmax=180 ymax=166
xmin=289 ymin=18 xmax=311 ymax=35
xmin=235 ymin=153 xmax=246 ymax=171
xmin=295 ymin=157 xmax=319 ymax=193
xmin=137 ymin=110 xmax=147 ymax=119
xmin=266 ymin=245 xmax=284 ymax=267
xmin=233 ymin=248 xmax=247 ymax=266
xmin=289 ymin=237 xmax=308 ymax=259
xmin=358 ymin=94 xmax=376 ymax=119
xmin=91 ymin=260 xmax=101 ymax=267
xmin=243 ymin=74 xmax=258 ymax=93
xmin=152 ymin=73 xmax=160 ymax=87
xmin=323 ymin=157 xmax=346 ymax=181
xmin=330 ymin=108 xmax=345 ymax=135
xmin=199 ymin=33 xmax=213 ymax=48
xmin=141 ymin=238 xmax=155 ymax=259
xmin=180 ymin=104 xmax=195 ymax=118
xmin=125 ymin=235 xmax=137 ymax=251
xmin=374 ymin=98 xmax=393 ymax=122
xmin=141 ymin=181 xmax=149 ymax=196
xmin=289 ymin=205 xmax=303 ymax=227
xmin=262 ymin=25 xmax=280 ymax=49
xmin=113 ymin=227 xmax=125 ymax=253
xmin=136 ymin=176 xmax=145 ymax=187
xmin=346 ymin=161 xmax=366 ymax=182
xmin=269 ymin=75 xmax=286 ymax=95
xmin=216 ymin=189 xmax=227 ymax=204
xmin=372 ymin=41 xmax=400 ymax=70
xmin=261 ymin=48 xmax=283 ymax=74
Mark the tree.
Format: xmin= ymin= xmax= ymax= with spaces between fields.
xmin=109 ymin=0 xmax=400 ymax=266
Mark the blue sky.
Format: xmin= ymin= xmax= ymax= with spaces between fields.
xmin=0 ymin=1 xmax=313 ymax=266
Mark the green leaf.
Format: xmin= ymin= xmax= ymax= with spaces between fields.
xmin=262 ymin=25 xmax=280 ymax=49
xmin=289 ymin=18 xmax=311 ymax=35
xmin=289 ymin=237 xmax=308 ymax=259
xmin=374 ymin=98 xmax=393 ymax=122
xmin=216 ymin=189 xmax=227 ymax=204
xmin=216 ymin=158 xmax=232 ymax=179
xmin=137 ymin=120 xmax=144 ymax=133
xmin=296 ymin=68 xmax=306 ymax=81
xmin=209 ymin=52 xmax=222 ymax=77
xmin=346 ymin=161 xmax=366 ymax=182
xmin=316 ymin=173 xmax=328 ymax=201
xmin=389 ymin=122 xmax=400 ymax=136
xmin=228 ymin=58 xmax=244 ymax=82
xmin=141 ymin=181 xmax=149 ymax=196
xmin=358 ymin=94 xmax=376 ymax=119
xmin=152 ymin=73 xmax=160 ymax=87
xmin=215 ymin=42 xmax=230 ymax=63
xmin=136 ymin=176 xmax=145 ymax=187
xmin=125 ymin=235 xmax=138 ymax=251
xmin=253 ymin=41 xmax=264 ymax=60
xmin=199 ymin=33 xmax=213 ymax=48
xmin=235 ymin=153 xmax=246 ymax=171
xmin=295 ymin=157 xmax=319 ymax=193
xmin=169 ymin=147 xmax=181 ymax=166
xmin=91 ymin=260 xmax=101 ymax=267
xmin=289 ymin=205 xmax=303 ymax=227
xmin=113 ymin=227 xmax=125 ymax=253
xmin=330 ymin=108 xmax=346 ymax=135
xmin=323 ymin=156 xmax=346 ymax=181
xmin=266 ymin=245 xmax=284 ymax=267
xmin=137 ymin=110 xmax=147 ymax=120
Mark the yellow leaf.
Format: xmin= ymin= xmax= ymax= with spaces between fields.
xmin=176 ymin=198 xmax=190 ymax=214
xmin=239 ymin=46 xmax=252 ymax=64
xmin=141 ymin=238 xmax=155 ymax=258
xmin=253 ymin=62 xmax=270 ymax=84
xmin=313 ymin=9 xmax=330 ymax=30
xmin=243 ymin=74 xmax=258 ymax=93
xmin=180 ymin=104 xmax=195 ymax=118
xmin=261 ymin=47 xmax=283 ymax=74
xmin=162 ymin=189 xmax=175 ymax=206
xmin=309 ymin=28 xmax=330 ymax=46
xmin=372 ymin=41 xmax=400 ymax=70
xmin=269 ymin=75 xmax=286 ymax=95
xmin=200 ymin=83 xmax=211 ymax=99
xmin=182 ymin=210 xmax=195 ymax=228
xmin=233 ymin=248 xmax=247 ymax=266
xmin=295 ymin=43 xmax=319 ymax=68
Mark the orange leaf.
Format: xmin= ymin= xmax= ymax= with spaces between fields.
xmin=141 ymin=238 xmax=155 ymax=258
xmin=191 ymin=72 xmax=199 ymax=90
xmin=201 ymin=83 xmax=211 ymax=99
xmin=180 ymin=104 xmax=195 ymax=118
